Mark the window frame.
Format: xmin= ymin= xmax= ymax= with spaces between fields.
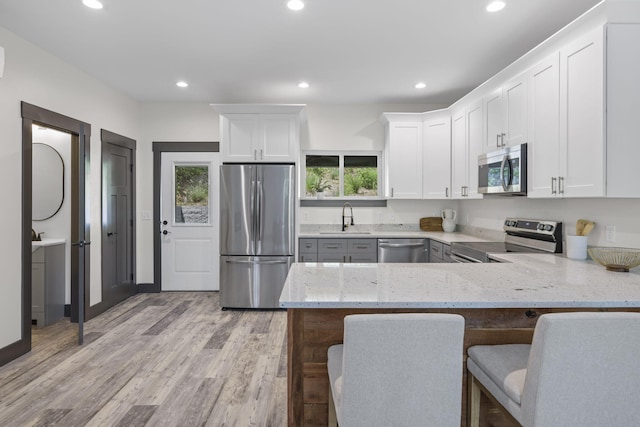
xmin=301 ymin=150 xmax=384 ymax=200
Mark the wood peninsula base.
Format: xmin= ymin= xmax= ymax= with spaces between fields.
xmin=286 ymin=307 xmax=640 ymax=427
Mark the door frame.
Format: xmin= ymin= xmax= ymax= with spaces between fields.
xmin=98 ymin=129 xmax=137 ymax=314
xmin=150 ymin=141 xmax=219 ymax=293
xmin=2 ymin=102 xmax=91 ymax=366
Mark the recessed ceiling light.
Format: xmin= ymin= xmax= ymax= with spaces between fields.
xmin=415 ymin=82 xmax=427 ymax=89
xmin=298 ymin=82 xmax=310 ymax=89
xmin=176 ymin=81 xmax=188 ymax=88
xmin=486 ymin=1 xmax=506 ymax=12
xmin=287 ymin=0 xmax=304 ymax=11
xmin=82 ymin=0 xmax=103 ymax=10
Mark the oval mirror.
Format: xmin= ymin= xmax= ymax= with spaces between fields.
xmin=33 ymin=143 xmax=64 ymax=221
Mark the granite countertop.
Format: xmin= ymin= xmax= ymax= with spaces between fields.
xmin=31 ymin=238 xmax=66 ymax=251
xmin=298 ymin=229 xmax=495 ymax=245
xmin=279 ymin=252 xmax=640 ymax=309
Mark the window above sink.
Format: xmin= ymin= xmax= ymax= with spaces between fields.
xmin=302 ymin=151 xmax=383 ymax=200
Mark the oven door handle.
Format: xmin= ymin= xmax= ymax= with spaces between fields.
xmin=450 ymin=253 xmax=484 ymax=263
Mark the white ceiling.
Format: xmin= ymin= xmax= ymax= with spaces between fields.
xmin=0 ymin=0 xmax=602 ymax=105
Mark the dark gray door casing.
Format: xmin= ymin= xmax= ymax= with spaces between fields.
xmin=1 ymin=102 xmax=91 ymax=367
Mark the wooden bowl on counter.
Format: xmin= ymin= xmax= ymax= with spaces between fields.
xmin=588 ymin=247 xmax=640 ymax=272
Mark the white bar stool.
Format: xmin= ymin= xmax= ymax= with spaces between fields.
xmin=327 ymin=313 xmax=465 ymax=427
xmin=467 ymin=312 xmax=640 ymax=427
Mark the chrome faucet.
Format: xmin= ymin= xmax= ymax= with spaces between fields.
xmin=342 ymin=202 xmax=354 ymax=231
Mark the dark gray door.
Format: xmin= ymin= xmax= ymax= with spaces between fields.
xmin=102 ymin=142 xmax=135 ymax=306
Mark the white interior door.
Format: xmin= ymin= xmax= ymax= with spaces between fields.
xmin=161 ymin=152 xmax=220 ymax=291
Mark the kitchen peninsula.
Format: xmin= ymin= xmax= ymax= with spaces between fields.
xmin=280 ymin=254 xmax=640 ymax=426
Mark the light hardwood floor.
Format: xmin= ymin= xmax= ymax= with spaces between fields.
xmin=0 ymin=292 xmax=288 ymax=427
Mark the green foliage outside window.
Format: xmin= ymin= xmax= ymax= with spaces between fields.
xmin=175 ymin=166 xmax=209 ymax=206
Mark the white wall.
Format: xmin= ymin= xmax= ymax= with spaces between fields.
xmin=136 ymin=103 xmax=220 ymax=284
xmin=31 ymin=126 xmax=72 ymax=304
xmin=457 ymin=198 xmax=640 ymax=248
xmin=0 ymin=25 xmax=139 ymax=348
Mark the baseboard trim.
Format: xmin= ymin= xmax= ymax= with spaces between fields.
xmin=138 ymin=283 xmax=160 ymax=293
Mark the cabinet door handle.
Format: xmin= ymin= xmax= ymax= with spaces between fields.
xmin=391 ymin=188 xmax=394 ymax=198
xmin=254 ymin=149 xmax=257 ymax=161
xmin=354 ymin=245 xmax=369 ymax=249
xmin=349 ymin=256 xmax=352 ymax=263
xmin=260 ymin=149 xmax=263 ymax=160
xmin=496 ymin=134 xmax=501 ymax=148
xmin=325 ymin=245 xmax=340 ymax=249
xmin=501 ymin=133 xmax=506 ymax=147
xmin=445 ymin=187 xmax=449 ymax=198
xmin=559 ymin=176 xmax=564 ymax=195
xmin=551 ymin=177 xmax=557 ymax=195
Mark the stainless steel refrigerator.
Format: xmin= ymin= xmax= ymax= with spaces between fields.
xmin=219 ymin=164 xmax=295 ymax=308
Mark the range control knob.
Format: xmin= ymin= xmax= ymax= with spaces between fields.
xmin=545 ymin=224 xmax=554 ymax=231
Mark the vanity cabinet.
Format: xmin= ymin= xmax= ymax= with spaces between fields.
xmin=32 ymin=244 xmax=65 ymax=327
xmin=299 ymin=238 xmax=377 ymax=263
xmin=422 ymin=113 xmax=451 ymax=199
xmin=220 ymin=114 xmax=299 ymax=163
xmin=380 ymin=114 xmax=423 ymax=199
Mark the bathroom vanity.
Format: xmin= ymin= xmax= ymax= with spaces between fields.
xmin=31 ymin=239 xmax=65 ymax=327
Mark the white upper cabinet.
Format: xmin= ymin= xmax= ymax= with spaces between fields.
xmin=527 ymin=53 xmax=561 ymax=198
xmin=605 ymin=23 xmax=640 ymax=198
xmin=483 ymin=88 xmax=503 ymax=152
xmin=451 ymin=102 xmax=483 ymax=199
xmin=422 ymin=114 xmax=451 ymax=199
xmin=529 ymin=23 xmax=640 ymax=199
xmin=502 ymin=75 xmax=528 ymax=147
xmin=558 ymin=27 xmax=605 ymax=197
xmin=465 ymin=102 xmax=483 ymax=199
xmin=483 ymin=73 xmax=528 ymax=153
xmin=221 ymin=114 xmax=299 ymax=162
xmin=380 ymin=114 xmax=423 ymax=199
xmin=529 ymin=28 xmax=604 ymax=198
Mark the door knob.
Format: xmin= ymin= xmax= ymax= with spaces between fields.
xmin=162 ymin=230 xmax=171 ymax=235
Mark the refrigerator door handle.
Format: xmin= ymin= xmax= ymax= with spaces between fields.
xmin=250 ymin=169 xmax=257 ymax=253
xmin=256 ymin=179 xmax=262 ymax=242
xmin=225 ymin=259 xmax=289 ymax=265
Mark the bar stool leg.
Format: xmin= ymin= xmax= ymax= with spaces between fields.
xmin=468 ymin=372 xmax=481 ymax=427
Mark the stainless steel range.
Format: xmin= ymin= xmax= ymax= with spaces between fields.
xmin=450 ymin=218 xmax=563 ymax=263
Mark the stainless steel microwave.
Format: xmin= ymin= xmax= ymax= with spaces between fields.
xmin=478 ymin=143 xmax=527 ymax=196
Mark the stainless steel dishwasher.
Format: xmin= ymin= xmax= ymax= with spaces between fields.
xmin=377 ymin=239 xmax=428 ymax=263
